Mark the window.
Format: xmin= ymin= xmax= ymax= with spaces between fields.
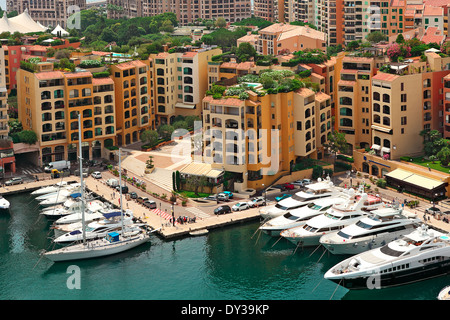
xmin=297 ymin=121 xmax=302 ymax=130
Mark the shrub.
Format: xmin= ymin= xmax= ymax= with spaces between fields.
xmin=79 ymin=59 xmax=103 ymax=68
xmin=92 ymin=71 xmax=110 ymax=78
xmin=376 ymin=178 xmax=387 ymax=188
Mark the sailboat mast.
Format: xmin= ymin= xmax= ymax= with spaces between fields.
xmin=119 ymin=148 xmax=124 ymax=234
xmin=78 ymin=114 xmax=86 ymax=245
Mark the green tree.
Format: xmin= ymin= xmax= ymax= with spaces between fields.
xmin=140 ymin=129 xmax=159 ymax=147
xmin=18 ymin=130 xmax=38 ymax=145
xmin=215 ymin=17 xmax=227 ymax=28
xmin=236 ymin=42 xmax=256 ymax=62
xmin=395 ymin=33 xmax=405 ymax=44
xmin=159 ymin=19 xmax=174 ymax=33
xmin=323 ymin=130 xmax=348 ymax=164
xmin=437 ymin=146 xmax=450 ymax=166
xmin=366 ymin=31 xmax=386 ymax=43
xmin=158 ymin=124 xmax=175 ymax=141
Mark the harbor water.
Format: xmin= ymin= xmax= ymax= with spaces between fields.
xmin=0 ymin=192 xmax=448 ymax=300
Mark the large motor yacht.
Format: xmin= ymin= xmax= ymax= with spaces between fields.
xmin=280 ymin=193 xmax=383 ymax=248
xmin=259 ymin=196 xmax=347 ymax=237
xmin=324 ymin=225 xmax=450 ymax=290
xmin=259 ymin=177 xmax=343 ymax=220
xmin=320 ymin=206 xmax=422 ymax=255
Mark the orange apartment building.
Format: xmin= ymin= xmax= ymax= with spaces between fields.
xmin=18 ymin=62 xmax=118 ymax=164
xmin=110 ymin=60 xmax=155 ymax=146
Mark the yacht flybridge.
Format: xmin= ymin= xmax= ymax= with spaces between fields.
xmin=324 ymin=225 xmax=450 ymax=290
xmin=259 ymin=177 xmax=342 ymax=220
xmin=280 ymin=193 xmax=384 ymax=247
xmin=320 ymin=206 xmax=421 ymax=255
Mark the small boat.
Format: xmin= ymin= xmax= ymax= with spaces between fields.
xmin=39 ymin=191 xmax=82 ymax=207
xmin=0 ymin=195 xmax=10 ymax=210
xmin=41 ymin=198 xmax=104 ymax=220
xmin=438 ymin=286 xmax=450 ymax=300
xmin=189 ymin=229 xmax=209 ymax=236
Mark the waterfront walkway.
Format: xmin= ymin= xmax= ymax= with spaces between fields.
xmin=4 ymin=172 xmax=450 ymax=239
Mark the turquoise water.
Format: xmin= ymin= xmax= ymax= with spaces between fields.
xmin=0 ymin=193 xmax=448 ymax=300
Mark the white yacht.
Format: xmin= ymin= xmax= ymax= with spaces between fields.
xmin=39 ymin=190 xmax=82 ymax=207
xmin=438 ymin=286 xmax=450 ymax=300
xmin=324 ymin=225 xmax=450 ymax=290
xmin=280 ymin=193 xmax=384 ymax=247
xmin=53 ymin=210 xmax=142 ymax=243
xmin=41 ymin=198 xmax=104 ymax=220
xmin=31 ymin=181 xmax=68 ymax=196
xmin=0 ymin=195 xmax=10 ymax=210
xmin=34 ymin=183 xmax=81 ymax=200
xmin=259 ymin=177 xmax=343 ymax=220
xmin=258 ymin=196 xmax=347 ymax=237
xmin=43 ymin=126 xmax=150 ymax=263
xmin=320 ymin=207 xmax=422 ymax=255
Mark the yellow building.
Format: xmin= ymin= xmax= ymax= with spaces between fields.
xmin=202 ymin=83 xmax=332 ymax=192
xmin=18 ymin=62 xmax=118 ymax=164
xmin=150 ymin=47 xmax=222 ymax=125
xmin=110 ymin=60 xmax=155 ymax=146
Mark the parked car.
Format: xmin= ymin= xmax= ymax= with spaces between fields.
xmin=106 ymin=178 xmax=119 ymax=187
xmin=272 ymin=184 xmax=287 ymax=191
xmin=292 ymin=179 xmax=312 ymax=187
xmin=276 ymin=194 xmax=292 ymax=202
xmin=232 ymin=202 xmax=249 ymax=211
xmin=214 ymin=205 xmax=232 ymax=215
xmin=137 ymin=196 xmax=149 ymax=204
xmin=129 ymin=192 xmax=138 ymax=199
xmin=5 ymin=177 xmax=23 ymax=186
xmin=217 ymin=193 xmax=230 ymax=202
xmin=222 ymin=191 xmax=233 ymax=199
xmin=91 ymin=171 xmax=102 ymax=179
xmin=248 ymin=196 xmax=266 ymax=208
xmin=115 ymin=185 xmax=129 ymax=194
xmin=283 ymin=183 xmax=295 ymax=190
xmin=425 ymin=207 xmax=442 ymax=215
xmin=144 ymin=200 xmax=157 ymax=209
xmin=203 ymin=195 xmax=218 ymax=201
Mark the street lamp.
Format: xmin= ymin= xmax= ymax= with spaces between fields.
xmin=262 ymin=183 xmax=267 ymax=206
xmin=172 ymin=202 xmax=176 ymax=227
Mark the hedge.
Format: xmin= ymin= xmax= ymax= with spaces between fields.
xmin=337 ymin=154 xmax=354 ymax=163
xmin=92 ymin=71 xmax=110 ymax=78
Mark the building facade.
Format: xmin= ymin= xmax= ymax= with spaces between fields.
xmin=7 ymin=0 xmax=86 ymax=28
xmin=107 ymin=0 xmax=251 ymax=25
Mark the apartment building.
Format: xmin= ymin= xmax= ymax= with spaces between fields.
xmin=202 ymin=84 xmax=332 ymax=192
xmin=107 ymin=0 xmax=251 ymax=25
xmin=0 ymin=47 xmax=9 ymax=141
xmin=110 ymin=60 xmax=155 ymax=146
xmin=149 ymin=46 xmax=222 ymax=126
xmin=253 ymin=0 xmax=275 ymax=21
xmin=18 ymin=62 xmax=117 ymax=164
xmin=7 ymin=0 xmax=86 ymax=28
xmin=248 ymin=23 xmax=327 ymax=56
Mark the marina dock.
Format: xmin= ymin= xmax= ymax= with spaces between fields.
xmin=4 ymin=174 xmax=450 ymax=240
xmin=0 ymin=175 xmax=261 ymax=239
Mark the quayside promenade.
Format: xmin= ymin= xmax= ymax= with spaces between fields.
xmin=3 ymin=173 xmax=450 ymax=239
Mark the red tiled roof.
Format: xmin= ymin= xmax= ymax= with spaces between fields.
xmin=114 ymin=60 xmax=146 ymax=70
xmin=421 ymin=26 xmax=446 ymax=44
xmin=92 ymin=77 xmax=114 ymax=85
xmin=35 ymin=71 xmax=64 ymax=80
xmin=64 ymin=71 xmax=92 ymax=78
xmin=203 ymin=95 xmax=244 ymax=106
xmin=372 ymin=72 xmax=399 ymax=82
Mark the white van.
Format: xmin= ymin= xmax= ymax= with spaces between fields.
xmin=44 ymin=160 xmax=70 ymax=173
xmin=106 ymin=178 xmax=119 ymax=187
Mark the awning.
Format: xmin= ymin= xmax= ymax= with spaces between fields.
xmin=371 ymin=144 xmax=381 ymax=150
xmin=175 ymin=102 xmax=196 ymax=109
xmin=381 ymin=147 xmax=390 ymax=153
xmin=385 ymin=169 xmax=446 ymax=191
xmin=179 ymin=162 xmax=224 ymax=178
xmin=102 ymin=211 xmax=122 ymax=219
xmin=371 ymin=125 xmax=392 ymax=133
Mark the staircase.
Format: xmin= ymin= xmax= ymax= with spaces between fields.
xmin=147 ymin=168 xmax=174 ymax=192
